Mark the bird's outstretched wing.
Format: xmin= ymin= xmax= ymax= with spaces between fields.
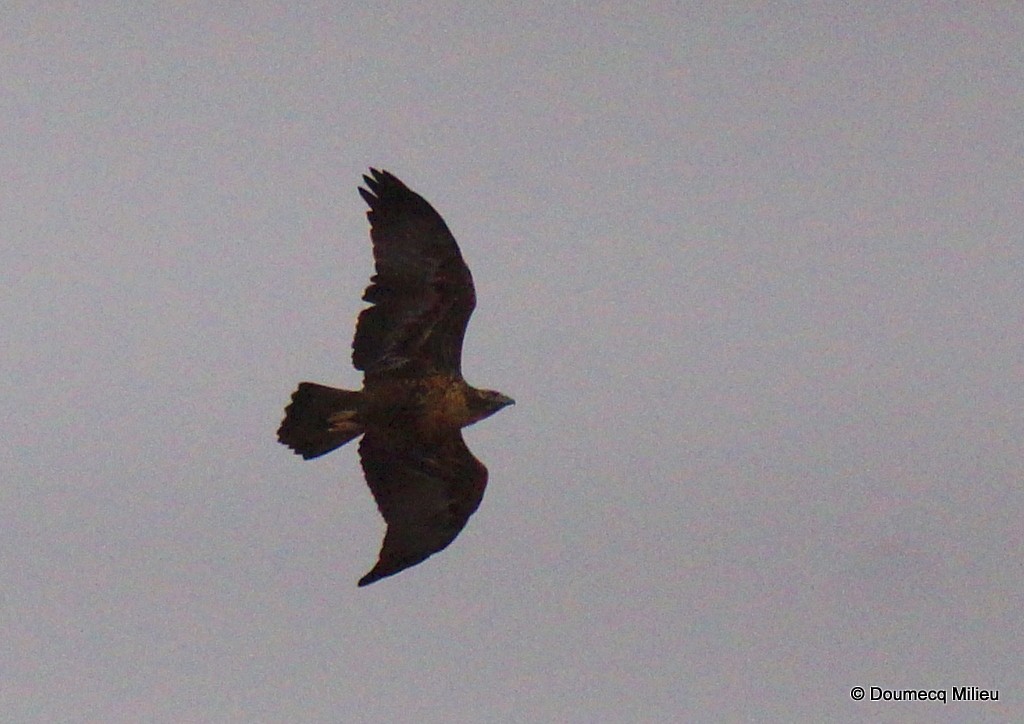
xmin=353 ymin=169 xmax=476 ymax=378
xmin=356 ymin=430 xmax=487 ymax=586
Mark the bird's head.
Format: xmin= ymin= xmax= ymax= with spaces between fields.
xmin=467 ymin=388 xmax=515 ymax=424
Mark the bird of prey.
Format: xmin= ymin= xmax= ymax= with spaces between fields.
xmin=277 ymin=168 xmax=514 ymax=587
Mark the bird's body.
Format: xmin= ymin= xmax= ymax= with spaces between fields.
xmin=362 ymin=374 xmax=489 ymax=439
xmin=277 ymin=169 xmax=513 ymax=586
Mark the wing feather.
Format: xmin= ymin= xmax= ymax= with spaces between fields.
xmin=352 ymin=169 xmax=476 ymax=377
xmin=356 ymin=430 xmax=487 ymax=586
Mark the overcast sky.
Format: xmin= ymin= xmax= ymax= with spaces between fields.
xmin=3 ymin=3 xmax=1022 ymax=721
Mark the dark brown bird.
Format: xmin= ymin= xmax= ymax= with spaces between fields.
xmin=277 ymin=169 xmax=513 ymax=586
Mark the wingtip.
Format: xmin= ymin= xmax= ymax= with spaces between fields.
xmin=360 ymin=168 xmax=396 ymax=204
xmin=356 ymin=554 xmax=415 ymax=587
xmin=357 ymin=567 xmax=385 ymax=587
xmin=364 ymin=167 xmax=403 ymax=189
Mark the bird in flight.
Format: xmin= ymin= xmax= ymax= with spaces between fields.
xmin=277 ymin=168 xmax=514 ymax=586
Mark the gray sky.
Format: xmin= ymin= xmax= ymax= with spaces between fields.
xmin=3 ymin=3 xmax=1022 ymax=721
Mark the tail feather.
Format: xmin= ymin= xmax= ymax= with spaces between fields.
xmin=278 ymin=382 xmax=363 ymax=460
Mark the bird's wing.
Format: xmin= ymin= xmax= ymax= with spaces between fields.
xmin=356 ymin=430 xmax=487 ymax=586
xmin=353 ymin=169 xmax=476 ymax=378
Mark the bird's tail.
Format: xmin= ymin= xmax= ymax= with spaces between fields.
xmin=277 ymin=382 xmax=364 ymax=460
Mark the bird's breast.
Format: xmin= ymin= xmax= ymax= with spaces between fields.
xmin=417 ymin=375 xmax=472 ymax=433
xmin=363 ymin=374 xmax=471 ymax=437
